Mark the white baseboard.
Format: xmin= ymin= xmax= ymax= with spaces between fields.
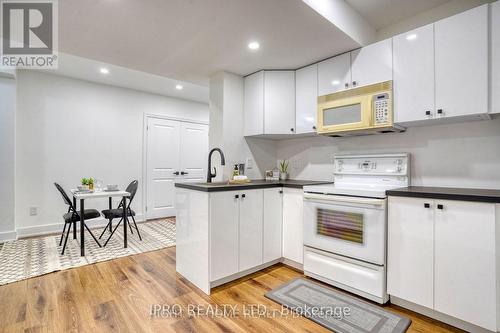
xmin=281 ymin=258 xmax=303 ymax=271
xmin=390 ymin=296 xmax=496 ymax=333
xmin=15 ymin=214 xmax=145 ymax=238
xmin=0 ymin=230 xmax=18 ymax=243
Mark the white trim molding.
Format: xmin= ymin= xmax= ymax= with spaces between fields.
xmin=0 ymin=230 xmax=18 ymax=243
xmin=15 ymin=214 xmax=145 ymax=239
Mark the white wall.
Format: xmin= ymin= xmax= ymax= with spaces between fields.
xmin=15 ymin=71 xmax=208 ymax=237
xmin=276 ymin=117 xmax=500 ymax=189
xmin=209 ymin=71 xmax=277 ymax=180
xmin=0 ymin=77 xmax=17 ymax=241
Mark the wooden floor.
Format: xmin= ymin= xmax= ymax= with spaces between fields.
xmin=0 ymin=246 xmax=464 ymax=333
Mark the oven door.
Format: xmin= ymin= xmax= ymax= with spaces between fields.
xmin=317 ymin=95 xmax=372 ymax=134
xmin=303 ymin=193 xmax=387 ymax=265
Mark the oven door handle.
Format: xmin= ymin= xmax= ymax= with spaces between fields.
xmin=303 ymin=193 xmax=385 ymax=206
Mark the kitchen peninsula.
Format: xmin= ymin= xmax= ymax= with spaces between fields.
xmin=175 ymin=179 xmax=330 ymax=294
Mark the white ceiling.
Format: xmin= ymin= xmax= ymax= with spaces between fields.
xmin=59 ymin=0 xmax=360 ymax=86
xmin=56 ymin=0 xmax=480 ymax=93
xmin=38 ymin=53 xmax=209 ymax=103
xmin=345 ymin=0 xmax=450 ymax=29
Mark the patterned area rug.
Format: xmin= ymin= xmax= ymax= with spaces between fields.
xmin=0 ymin=219 xmax=175 ymax=286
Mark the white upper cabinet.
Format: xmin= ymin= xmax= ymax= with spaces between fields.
xmin=393 ymin=24 xmax=435 ymax=123
xmin=350 ymin=38 xmax=393 ymax=88
xmin=295 ymin=64 xmax=318 ymax=134
xmin=244 ymin=71 xmax=264 ymax=136
xmin=244 ymin=70 xmax=295 ymax=136
xmin=434 ymin=4 xmax=488 ymax=118
xmin=264 ymin=71 xmax=296 ymax=135
xmin=318 ymin=52 xmax=351 ymax=96
xmin=492 ymin=1 xmax=500 ymax=114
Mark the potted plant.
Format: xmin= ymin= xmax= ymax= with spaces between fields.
xmin=278 ymin=160 xmax=289 ymax=180
xmin=81 ymin=177 xmax=94 ymax=191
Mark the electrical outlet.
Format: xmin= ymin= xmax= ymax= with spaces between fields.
xmin=246 ymin=158 xmax=254 ymax=169
xmin=29 ymin=207 xmax=38 ymax=216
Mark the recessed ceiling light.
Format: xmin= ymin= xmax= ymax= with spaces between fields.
xmin=248 ymin=41 xmax=260 ymax=50
xmin=175 ymin=84 xmax=183 ymax=90
xmin=100 ymin=68 xmax=109 ymax=74
xmin=331 ymin=80 xmax=340 ymax=86
xmin=406 ymin=34 xmax=417 ymax=41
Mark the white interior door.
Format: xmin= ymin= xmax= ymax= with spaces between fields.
xmin=146 ymin=117 xmax=180 ymax=219
xmin=179 ymin=122 xmax=208 ymax=183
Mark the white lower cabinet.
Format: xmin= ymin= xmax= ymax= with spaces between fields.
xmin=239 ymin=190 xmax=264 ymax=271
xmin=492 ymin=1 xmax=500 ymax=115
xmin=434 ymin=200 xmax=496 ymax=331
xmin=210 ymin=191 xmax=239 ymax=281
xmin=388 ymin=196 xmax=434 ymax=309
xmin=263 ymin=188 xmax=283 ymax=262
xmin=282 ymin=188 xmax=304 ymax=264
xmin=388 ymin=196 xmax=497 ymax=331
xmin=210 ymin=188 xmax=283 ymax=282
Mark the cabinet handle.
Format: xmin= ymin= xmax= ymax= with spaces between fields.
xmin=345 ymin=83 xmax=349 ymax=89
xmin=279 ymin=190 xmax=283 ymax=194
xmin=312 ymin=126 xmax=317 ymax=130
xmin=437 ymin=109 xmax=443 ymax=115
xmin=173 ymin=171 xmax=180 ymax=175
xmin=437 ymin=204 xmax=444 ymax=210
xmin=424 ymin=203 xmax=430 ymax=208
xmin=234 ymin=194 xmax=239 ymax=199
xmin=241 ymin=194 xmax=246 ymax=198
xmin=180 ymin=171 xmax=188 ymax=175
xmin=425 ymin=110 xmax=431 ymax=116
xmin=290 ymin=128 xmax=295 ymax=132
xmin=352 ymin=81 xmax=357 ymax=87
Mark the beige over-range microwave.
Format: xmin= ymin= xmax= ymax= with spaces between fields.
xmin=316 ymin=81 xmax=405 ymax=136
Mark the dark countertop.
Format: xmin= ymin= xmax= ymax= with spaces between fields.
xmin=175 ymin=179 xmax=332 ymax=192
xmin=387 ymin=186 xmax=500 ymax=203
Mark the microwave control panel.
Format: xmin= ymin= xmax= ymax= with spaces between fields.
xmin=373 ymin=93 xmax=389 ymax=125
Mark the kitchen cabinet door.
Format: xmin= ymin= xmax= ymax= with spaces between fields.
xmin=350 ymin=38 xmax=392 ymax=88
xmin=295 ymin=64 xmax=318 ymax=134
xmin=393 ymin=24 xmax=435 ymax=123
xmin=492 ymin=1 xmax=500 ymax=115
xmin=318 ymin=53 xmax=351 ymax=96
xmin=244 ymin=71 xmax=264 ymax=136
xmin=434 ymin=5 xmax=488 ymax=118
xmin=434 ymin=200 xmax=496 ymax=331
xmin=282 ymin=188 xmax=304 ymax=264
xmin=210 ymin=191 xmax=239 ymax=281
xmin=263 ymin=188 xmax=283 ymax=263
xmin=264 ymin=71 xmax=296 ymax=135
xmin=239 ymin=189 xmax=264 ymax=272
xmin=387 ymin=196 xmax=434 ymax=309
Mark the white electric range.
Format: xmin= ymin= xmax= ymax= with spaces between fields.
xmin=302 ymin=153 xmax=410 ymax=304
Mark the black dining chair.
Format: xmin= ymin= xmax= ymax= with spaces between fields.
xmin=100 ymin=180 xmax=141 ymax=246
xmin=54 ymin=183 xmax=102 ymax=255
